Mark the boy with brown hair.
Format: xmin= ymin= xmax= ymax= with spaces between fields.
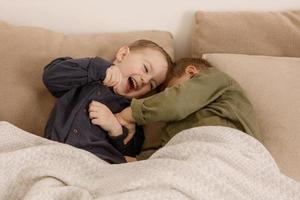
xmin=116 ymin=57 xmax=262 ymax=160
xmin=43 ymin=39 xmax=173 ymax=164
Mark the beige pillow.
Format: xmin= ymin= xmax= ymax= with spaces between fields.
xmin=192 ymin=10 xmax=300 ymax=57
xmin=202 ymin=53 xmax=300 ymax=182
xmin=0 ymin=20 xmax=174 ymax=152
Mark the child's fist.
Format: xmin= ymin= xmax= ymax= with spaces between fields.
xmin=115 ymin=112 xmax=136 ymax=145
xmin=103 ymin=65 xmax=123 ymax=87
xmin=88 ymin=100 xmax=122 ymax=137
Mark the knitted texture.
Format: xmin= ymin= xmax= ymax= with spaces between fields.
xmin=0 ymin=121 xmax=299 ymax=199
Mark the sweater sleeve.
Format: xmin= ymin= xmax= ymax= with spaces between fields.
xmin=131 ymin=68 xmax=231 ymax=125
xmin=42 ymin=57 xmax=112 ymax=98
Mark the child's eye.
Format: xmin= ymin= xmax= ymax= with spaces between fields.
xmin=143 ymin=64 xmax=149 ymax=73
xmin=150 ymin=81 xmax=155 ymax=90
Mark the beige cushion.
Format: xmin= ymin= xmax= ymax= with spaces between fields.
xmin=0 ymin=20 xmax=174 ymax=151
xmin=192 ymin=10 xmax=300 ymax=57
xmin=202 ymin=53 xmax=300 ymax=181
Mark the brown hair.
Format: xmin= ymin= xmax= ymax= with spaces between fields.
xmin=128 ymin=39 xmax=174 ymax=78
xmin=159 ymin=57 xmax=212 ymax=90
xmin=172 ymin=57 xmax=212 ymax=77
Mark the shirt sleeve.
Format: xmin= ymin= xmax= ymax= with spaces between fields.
xmin=136 ymin=149 xmax=157 ymax=160
xmin=131 ymin=68 xmax=231 ymax=125
xmin=108 ymin=125 xmax=145 ymax=157
xmin=43 ymin=57 xmax=112 ymax=97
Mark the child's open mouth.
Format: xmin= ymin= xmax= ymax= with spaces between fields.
xmin=128 ymin=77 xmax=138 ymax=91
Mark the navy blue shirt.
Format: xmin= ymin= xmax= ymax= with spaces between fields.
xmin=43 ymin=57 xmax=144 ymax=164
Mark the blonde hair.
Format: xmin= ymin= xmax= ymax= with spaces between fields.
xmin=128 ymin=39 xmax=174 ymax=77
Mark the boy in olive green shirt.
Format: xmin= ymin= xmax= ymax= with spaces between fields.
xmin=117 ymin=58 xmax=262 ymax=159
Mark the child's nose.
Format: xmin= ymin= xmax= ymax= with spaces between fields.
xmin=141 ymin=75 xmax=151 ymax=84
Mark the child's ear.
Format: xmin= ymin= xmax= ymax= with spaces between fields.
xmin=185 ymin=65 xmax=199 ymax=77
xmin=115 ymin=46 xmax=130 ymax=63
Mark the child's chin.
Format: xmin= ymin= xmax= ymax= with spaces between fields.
xmin=121 ymin=91 xmax=136 ymax=99
xmin=113 ymin=87 xmax=129 ymax=97
xmin=113 ymin=86 xmax=142 ymax=98
xmin=113 ymin=87 xmax=121 ymax=95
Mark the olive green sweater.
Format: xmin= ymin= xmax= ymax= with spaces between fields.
xmin=131 ymin=67 xmax=262 ymax=147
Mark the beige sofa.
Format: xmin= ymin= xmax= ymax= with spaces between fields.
xmin=0 ymin=20 xmax=174 ymax=149
xmin=1 ymin=9 xmax=299 ymax=182
xmin=192 ymin=10 xmax=300 ymax=181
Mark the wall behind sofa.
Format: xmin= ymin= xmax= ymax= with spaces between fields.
xmin=0 ymin=0 xmax=299 ymax=58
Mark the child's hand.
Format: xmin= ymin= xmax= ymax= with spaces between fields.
xmin=117 ymin=107 xmax=135 ymax=124
xmin=115 ymin=112 xmax=136 ymax=145
xmin=88 ymin=101 xmax=122 ymax=137
xmin=103 ymin=65 xmax=123 ymax=87
xmin=124 ymin=156 xmax=137 ymax=162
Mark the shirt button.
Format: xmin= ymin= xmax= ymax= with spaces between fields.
xmin=97 ymin=91 xmax=101 ymax=96
xmin=73 ymin=129 xmax=78 ymax=133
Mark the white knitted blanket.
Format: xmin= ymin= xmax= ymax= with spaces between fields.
xmin=0 ymin=121 xmax=299 ymax=200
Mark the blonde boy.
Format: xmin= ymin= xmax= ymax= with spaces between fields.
xmin=43 ymin=40 xmax=173 ymax=164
